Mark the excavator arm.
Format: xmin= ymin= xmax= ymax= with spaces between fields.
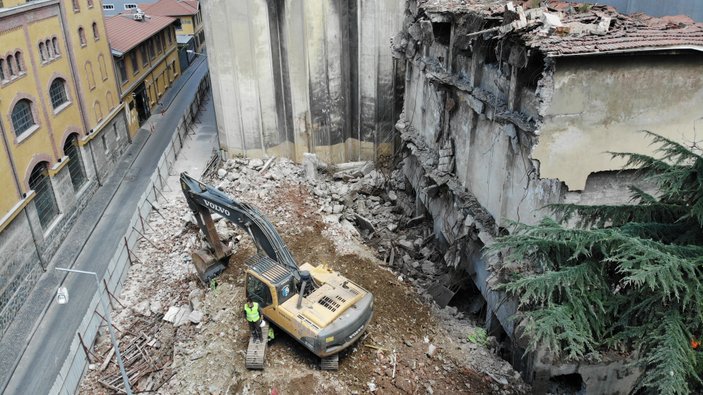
xmin=180 ymin=172 xmax=300 ymax=282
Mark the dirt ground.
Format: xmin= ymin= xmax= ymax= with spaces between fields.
xmin=79 ymin=158 xmax=529 ymax=395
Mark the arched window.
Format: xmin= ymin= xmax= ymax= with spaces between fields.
xmin=72 ymin=0 xmax=79 ymax=11
xmin=63 ymin=134 xmax=86 ymax=191
xmin=92 ymin=22 xmax=99 ymax=40
xmin=50 ymin=78 xmax=68 ymax=109
xmin=106 ymin=91 xmax=114 ymax=110
xmin=15 ymin=52 xmax=23 ymax=72
xmin=39 ymin=42 xmax=47 ymax=61
xmin=94 ymin=100 xmax=103 ymax=122
xmin=29 ymin=162 xmax=59 ymax=228
xmin=98 ymin=54 xmax=107 ymax=80
xmin=87 ymin=0 xmax=94 ymax=7
xmin=11 ymin=99 xmax=35 ymax=135
xmin=0 ymin=59 xmax=5 ymax=80
xmin=7 ymin=54 xmax=15 ymax=76
xmin=45 ymin=40 xmax=53 ymax=58
xmin=85 ymin=62 xmax=95 ymax=89
xmin=78 ymin=27 xmax=86 ymax=46
xmin=52 ymin=37 xmax=60 ymax=55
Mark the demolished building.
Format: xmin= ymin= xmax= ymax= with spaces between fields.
xmin=200 ymin=0 xmax=703 ymax=392
xmin=393 ymin=0 xmax=703 ymax=392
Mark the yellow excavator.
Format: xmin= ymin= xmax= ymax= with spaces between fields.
xmin=180 ymin=172 xmax=373 ymax=369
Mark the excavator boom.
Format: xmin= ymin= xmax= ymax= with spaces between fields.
xmin=180 ymin=172 xmax=300 ymax=281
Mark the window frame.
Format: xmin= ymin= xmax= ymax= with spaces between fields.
xmin=49 ymin=78 xmax=69 ymax=110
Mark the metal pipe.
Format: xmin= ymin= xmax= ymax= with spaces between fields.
xmin=297 ymin=280 xmax=307 ymax=309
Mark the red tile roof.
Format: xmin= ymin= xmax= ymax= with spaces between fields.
xmin=105 ymin=14 xmax=175 ymax=54
xmin=140 ymin=0 xmax=199 ymax=17
xmin=420 ymin=0 xmax=703 ymax=57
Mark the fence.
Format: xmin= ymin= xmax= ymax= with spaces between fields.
xmin=49 ymin=73 xmax=211 ymax=395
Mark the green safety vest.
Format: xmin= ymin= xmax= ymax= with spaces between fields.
xmin=244 ymin=302 xmax=260 ymax=322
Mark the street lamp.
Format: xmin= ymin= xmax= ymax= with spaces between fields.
xmin=186 ymin=49 xmax=206 ymax=57
xmin=55 ymin=268 xmax=133 ymax=395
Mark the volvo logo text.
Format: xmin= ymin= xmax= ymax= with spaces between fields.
xmin=204 ymin=200 xmax=230 ymax=216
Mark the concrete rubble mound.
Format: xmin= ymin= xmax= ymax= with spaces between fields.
xmin=79 ymin=156 xmax=529 ymax=394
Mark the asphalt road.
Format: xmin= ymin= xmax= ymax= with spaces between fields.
xmin=0 ymin=57 xmax=210 ymax=395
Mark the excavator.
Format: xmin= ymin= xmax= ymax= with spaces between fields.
xmin=179 ymin=172 xmax=373 ymax=370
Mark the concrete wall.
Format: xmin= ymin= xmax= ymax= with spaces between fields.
xmin=536 ymin=54 xmax=703 ymax=190
xmin=392 ymin=3 xmax=700 ymax=392
xmin=202 ymin=0 xmax=404 ymax=164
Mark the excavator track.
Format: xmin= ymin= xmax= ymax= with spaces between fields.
xmin=245 ymin=321 xmax=268 ymax=370
xmin=320 ymin=354 xmax=339 ymax=370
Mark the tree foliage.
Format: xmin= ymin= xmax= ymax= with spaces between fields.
xmin=491 ymin=131 xmax=703 ymax=394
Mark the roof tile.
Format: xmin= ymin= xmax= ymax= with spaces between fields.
xmin=105 ymin=14 xmax=175 ymax=54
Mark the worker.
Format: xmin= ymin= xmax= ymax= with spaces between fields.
xmin=244 ymin=296 xmax=263 ymax=342
xmin=692 ymin=337 xmax=701 ymax=351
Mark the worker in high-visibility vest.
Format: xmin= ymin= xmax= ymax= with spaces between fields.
xmin=244 ymin=296 xmax=263 ymax=342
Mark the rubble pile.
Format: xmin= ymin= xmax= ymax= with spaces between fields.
xmin=80 ymin=156 xmax=528 ymax=394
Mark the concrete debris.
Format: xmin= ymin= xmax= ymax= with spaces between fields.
xmin=188 ymin=310 xmax=203 ymax=324
xmin=82 ymin=153 xmax=529 ymax=395
xmin=132 ymin=300 xmax=152 ymax=317
xmin=163 ymin=305 xmax=192 ymax=327
xmin=217 ymin=168 xmax=227 ymax=179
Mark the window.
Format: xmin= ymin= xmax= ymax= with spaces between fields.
xmin=139 ymin=45 xmax=148 ymax=66
xmin=85 ymin=62 xmax=95 ymax=89
xmin=78 ymin=27 xmax=86 ymax=46
xmin=94 ymin=101 xmax=103 ymax=122
xmin=124 ymin=3 xmax=137 ymax=9
xmin=102 ymin=4 xmax=114 ymax=10
xmin=148 ymin=39 xmax=155 ymax=59
xmin=174 ymin=19 xmax=182 ymax=30
xmin=52 ymin=37 xmax=60 ymax=55
xmin=7 ymin=54 xmax=15 ymax=76
xmin=98 ymin=54 xmax=107 ymax=81
xmin=63 ymin=135 xmax=86 ymax=191
xmin=113 ymin=123 xmax=120 ymax=142
xmin=39 ymin=42 xmax=46 ymax=61
xmin=29 ymin=162 xmax=59 ymax=229
xmin=116 ymin=59 xmax=127 ymax=83
xmin=72 ymin=0 xmax=79 ymax=11
xmin=46 ymin=40 xmax=54 ymax=58
xmin=166 ymin=29 xmax=172 ymax=45
xmin=87 ymin=0 xmax=93 ymax=7
xmin=0 ymin=59 xmax=4 ymax=80
xmin=247 ymin=275 xmax=272 ymax=307
xmin=106 ymin=91 xmax=114 ymax=110
xmin=92 ymin=22 xmax=99 ymax=40
xmin=15 ymin=53 xmax=23 ymax=73
xmin=130 ymin=52 xmax=138 ymax=74
xmin=11 ymin=99 xmax=35 ymax=135
xmin=49 ymin=79 xmax=68 ymax=109
xmin=156 ymin=34 xmax=163 ymax=53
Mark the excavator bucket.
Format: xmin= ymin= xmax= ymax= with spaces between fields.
xmin=192 ymin=249 xmax=228 ymax=284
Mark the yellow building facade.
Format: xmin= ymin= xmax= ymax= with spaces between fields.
xmin=141 ymin=0 xmax=204 ymax=52
xmin=0 ymin=0 xmax=129 ymax=339
xmin=105 ymin=13 xmax=180 ymax=136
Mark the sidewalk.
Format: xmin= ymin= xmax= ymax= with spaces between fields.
xmin=0 ymin=59 xmax=210 ymax=395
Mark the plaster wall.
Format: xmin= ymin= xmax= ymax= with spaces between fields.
xmin=536 ymin=54 xmax=703 ymax=190
xmin=202 ymin=0 xmax=403 ymax=164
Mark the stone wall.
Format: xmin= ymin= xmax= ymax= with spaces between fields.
xmin=202 ymin=0 xmax=405 ymax=164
